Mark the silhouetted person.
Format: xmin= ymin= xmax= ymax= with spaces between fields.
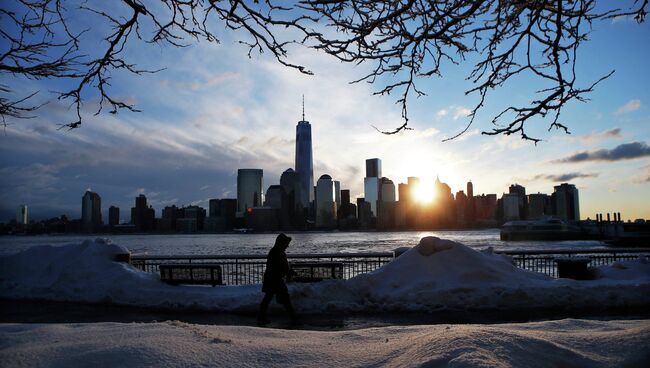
xmin=258 ymin=233 xmax=297 ymax=325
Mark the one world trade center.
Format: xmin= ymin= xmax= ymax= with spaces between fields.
xmin=295 ymin=97 xmax=314 ymax=211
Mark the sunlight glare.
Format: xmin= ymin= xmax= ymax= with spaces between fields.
xmin=415 ymin=185 xmax=435 ymax=203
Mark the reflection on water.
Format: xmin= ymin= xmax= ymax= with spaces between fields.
xmin=0 ymin=229 xmax=608 ymax=256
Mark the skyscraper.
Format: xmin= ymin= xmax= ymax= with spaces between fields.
xmin=467 ymin=181 xmax=474 ymax=199
xmin=81 ymin=190 xmax=102 ymax=233
xmin=315 ymin=174 xmax=337 ymax=228
xmin=131 ymin=194 xmax=154 ymax=231
xmin=237 ymin=169 xmax=263 ymax=213
xmin=108 ymin=206 xmax=120 ymax=226
xmin=366 ymin=158 xmax=382 ymax=178
xmin=16 ymin=205 xmax=27 ymax=225
xmin=334 ymin=180 xmax=341 ymax=208
xmin=363 ymin=158 xmax=382 ymax=217
xmin=552 ymin=183 xmax=580 ymax=221
xmin=295 ymin=97 xmax=314 ymax=210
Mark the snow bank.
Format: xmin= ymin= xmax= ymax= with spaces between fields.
xmin=1 ymin=319 xmax=649 ymax=367
xmin=1 ymin=237 xmax=649 ymax=313
xmin=0 ymin=238 xmax=261 ymax=312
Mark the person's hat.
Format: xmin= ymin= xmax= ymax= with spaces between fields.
xmin=276 ymin=233 xmax=292 ymax=243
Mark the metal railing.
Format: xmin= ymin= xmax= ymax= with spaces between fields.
xmin=501 ymin=248 xmax=649 ymax=278
xmin=131 ymin=248 xmax=650 ymax=285
xmin=131 ymin=252 xmax=393 ymax=285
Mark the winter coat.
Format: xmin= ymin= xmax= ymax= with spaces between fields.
xmin=261 ymin=245 xmax=290 ymax=294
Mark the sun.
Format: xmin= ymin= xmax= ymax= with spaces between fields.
xmin=414 ymin=184 xmax=435 ymax=203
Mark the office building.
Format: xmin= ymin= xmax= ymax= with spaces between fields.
xmin=365 ymin=158 xmax=382 ymax=178
xmin=334 ymin=180 xmax=341 ymax=209
xmin=237 ymin=169 xmax=263 ymax=213
xmin=264 ymin=185 xmax=284 ymax=209
xmin=467 ymin=181 xmax=474 ymax=199
xmin=131 ymin=194 xmax=155 ymax=232
xmin=363 ymin=177 xmax=380 ymax=217
xmin=16 ymin=205 xmax=27 ymax=225
xmin=528 ymin=193 xmax=550 ymax=219
xmin=159 ymin=205 xmax=183 ymax=232
xmin=205 ymin=199 xmax=237 ymax=232
xmin=81 ymin=190 xmax=102 ymax=233
xmin=502 ymin=193 xmax=520 ymax=221
xmin=108 ymin=206 xmax=120 ymax=226
xmin=552 ymin=183 xmax=580 ymax=221
xmin=377 ymin=177 xmax=396 ymax=229
xmin=509 ymin=184 xmax=527 ymax=219
xmin=295 ymin=101 xmax=314 ymax=210
xmin=315 ymin=174 xmax=337 ymax=228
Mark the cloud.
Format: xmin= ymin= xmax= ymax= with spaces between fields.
xmin=556 ymin=142 xmax=650 ymax=163
xmin=615 ymin=99 xmax=641 ymax=114
xmin=578 ymin=128 xmax=622 ymax=144
xmin=435 ymin=106 xmax=470 ymax=121
xmin=532 ymin=172 xmax=599 ymax=182
xmin=453 ymin=107 xmax=471 ymax=120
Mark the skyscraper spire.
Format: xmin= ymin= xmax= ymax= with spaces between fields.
xmin=302 ymin=94 xmax=305 ymax=121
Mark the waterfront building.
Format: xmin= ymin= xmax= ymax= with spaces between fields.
xmin=205 ymin=199 xmax=237 ymax=232
xmin=379 ymin=177 xmax=396 ymax=202
xmin=398 ymin=183 xmax=409 ymax=203
xmin=363 ymin=158 xmax=383 ymax=218
xmin=502 ymin=193 xmax=520 ymax=221
xmin=279 ymin=168 xmax=301 ymax=227
xmin=528 ymin=193 xmax=551 ymax=220
xmin=237 ymin=169 xmax=263 ymax=214
xmin=159 ymin=205 xmax=182 ymax=232
xmin=467 ymin=181 xmax=474 ymax=199
xmin=356 ymin=197 xmax=372 ymax=228
xmin=475 ymin=194 xmax=498 ymax=223
xmin=407 ymin=177 xmax=420 ymax=202
xmin=338 ymin=189 xmax=356 ymax=219
xmin=364 ymin=177 xmax=380 ymax=217
xmin=315 ymin=174 xmax=337 ymax=228
xmin=455 ymin=190 xmax=468 ymax=226
xmin=465 ymin=181 xmax=476 ymax=224
xmin=334 ymin=180 xmax=341 ymax=209
xmin=295 ymin=100 xmax=314 ymax=210
xmin=245 ymin=206 xmax=279 ymax=231
xmin=264 ymin=185 xmax=284 ymax=209
xmin=16 ymin=205 xmax=27 ymax=226
xmin=131 ymin=194 xmax=155 ymax=232
xmin=108 ymin=206 xmax=120 ymax=226
xmin=509 ymin=184 xmax=528 ymax=220
xmin=552 ymin=183 xmax=580 ymax=221
xmin=377 ymin=177 xmax=397 ymax=229
xmin=178 ymin=205 xmax=206 ymax=232
xmin=81 ymin=190 xmax=102 ymax=233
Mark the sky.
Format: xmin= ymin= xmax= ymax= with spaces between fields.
xmin=1 ymin=3 xmax=649 ymax=223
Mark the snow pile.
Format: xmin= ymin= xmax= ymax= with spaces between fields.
xmin=1 ymin=237 xmax=649 ymax=313
xmin=594 ymin=257 xmax=650 ymax=281
xmin=2 ymin=319 xmax=649 ymax=367
xmin=289 ymin=237 xmax=649 ymax=312
xmin=0 ymin=238 xmax=261 ymax=312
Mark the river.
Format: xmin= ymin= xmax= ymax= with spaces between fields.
xmin=0 ymin=229 xmax=608 ymax=256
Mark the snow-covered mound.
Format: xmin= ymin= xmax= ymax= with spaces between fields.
xmin=1 ymin=237 xmax=649 ymax=313
xmin=2 ymin=319 xmax=649 ymax=367
xmin=0 ymin=238 xmax=261 ymax=311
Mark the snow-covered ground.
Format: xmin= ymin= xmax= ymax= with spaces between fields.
xmin=1 ymin=237 xmax=649 ymax=313
xmin=1 ymin=319 xmax=649 ymax=367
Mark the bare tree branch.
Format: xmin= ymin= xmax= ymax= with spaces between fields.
xmin=0 ymin=0 xmax=647 ymax=141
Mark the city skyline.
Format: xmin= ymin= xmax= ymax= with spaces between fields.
xmin=1 ymin=10 xmax=649 ymax=221
xmin=2 ymin=116 xmax=648 ymax=223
